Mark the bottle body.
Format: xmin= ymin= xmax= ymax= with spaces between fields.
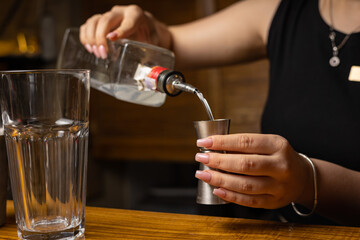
xmin=57 ymin=28 xmax=175 ymax=107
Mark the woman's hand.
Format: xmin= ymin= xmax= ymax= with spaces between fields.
xmin=195 ymin=133 xmax=314 ymax=209
xmin=79 ymin=5 xmax=171 ymax=59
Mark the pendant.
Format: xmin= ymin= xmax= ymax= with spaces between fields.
xmin=329 ymin=56 xmax=340 ymax=67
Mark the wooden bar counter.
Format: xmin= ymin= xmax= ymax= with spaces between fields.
xmin=1 ymin=201 xmax=360 ymax=239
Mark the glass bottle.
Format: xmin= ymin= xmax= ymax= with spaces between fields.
xmin=57 ymin=28 xmax=196 ymax=107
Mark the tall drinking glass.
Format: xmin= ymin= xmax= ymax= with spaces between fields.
xmin=0 ymin=70 xmax=90 ymax=239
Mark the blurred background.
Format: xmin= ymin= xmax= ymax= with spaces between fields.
xmin=0 ymin=0 xmax=269 ymax=215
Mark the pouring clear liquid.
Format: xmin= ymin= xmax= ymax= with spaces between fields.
xmin=171 ymin=81 xmax=214 ymax=120
xmin=195 ymin=90 xmax=214 ymax=121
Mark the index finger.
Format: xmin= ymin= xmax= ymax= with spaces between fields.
xmin=110 ymin=5 xmax=146 ymax=39
xmin=95 ymin=11 xmax=125 ymax=50
xmin=197 ymin=133 xmax=286 ymax=154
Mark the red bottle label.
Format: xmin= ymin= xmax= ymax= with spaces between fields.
xmin=145 ymin=66 xmax=168 ymax=90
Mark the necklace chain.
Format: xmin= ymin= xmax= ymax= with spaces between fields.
xmin=328 ymin=0 xmax=360 ymax=67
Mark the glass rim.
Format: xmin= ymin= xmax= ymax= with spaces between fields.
xmin=0 ymin=69 xmax=90 ymax=74
xmin=193 ymin=119 xmax=230 ymax=123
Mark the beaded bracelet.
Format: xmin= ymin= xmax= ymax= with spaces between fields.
xmin=291 ymin=153 xmax=318 ymax=217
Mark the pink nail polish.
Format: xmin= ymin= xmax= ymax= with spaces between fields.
xmin=195 ymin=170 xmax=211 ymax=182
xmin=197 ymin=138 xmax=213 ymax=148
xmin=85 ymin=44 xmax=93 ymax=53
xmin=213 ymin=188 xmax=226 ymax=197
xmin=92 ymin=45 xmax=100 ymax=58
xmin=106 ymin=32 xmax=118 ymax=40
xmin=99 ymin=45 xmax=108 ymax=59
xmin=195 ymin=153 xmax=209 ymax=164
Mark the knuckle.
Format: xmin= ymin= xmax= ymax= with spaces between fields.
xmin=214 ymin=136 xmax=226 ymax=148
xmin=237 ymin=135 xmax=254 ymax=150
xmin=249 ymin=197 xmax=259 ymax=207
xmin=210 ymin=153 xmax=221 ymax=169
xmin=240 ymin=182 xmax=253 ymax=193
xmin=101 ymin=12 xmax=112 ymax=21
xmin=272 ymin=157 xmax=290 ymax=180
xmin=111 ymin=5 xmax=122 ymax=12
xmin=87 ymin=14 xmax=101 ymax=23
xmin=228 ymin=192 xmax=237 ymax=203
xmin=212 ymin=173 xmax=225 ymax=187
xmin=127 ymin=4 xmax=142 ymax=14
xmin=278 ymin=160 xmax=290 ymax=174
xmin=238 ymin=155 xmax=255 ymax=172
xmin=275 ymin=135 xmax=290 ymax=151
xmin=244 ymin=196 xmax=258 ymax=207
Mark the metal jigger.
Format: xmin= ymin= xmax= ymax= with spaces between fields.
xmin=193 ymin=119 xmax=230 ymax=205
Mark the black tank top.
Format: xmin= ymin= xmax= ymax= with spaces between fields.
xmin=263 ymin=0 xmax=360 ymax=171
xmin=216 ymin=0 xmax=360 ymax=225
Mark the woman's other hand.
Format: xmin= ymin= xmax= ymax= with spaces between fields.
xmin=195 ymin=133 xmax=314 ymax=209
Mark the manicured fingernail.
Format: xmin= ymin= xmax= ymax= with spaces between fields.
xmin=213 ymin=188 xmax=226 ymax=197
xmin=106 ymin=32 xmax=118 ymax=40
xmin=85 ymin=44 xmax=93 ymax=53
xmin=195 ymin=153 xmax=209 ymax=164
xmin=92 ymin=45 xmax=100 ymax=58
xmin=99 ymin=45 xmax=108 ymax=59
xmin=197 ymin=138 xmax=213 ymax=148
xmin=195 ymin=170 xmax=211 ymax=182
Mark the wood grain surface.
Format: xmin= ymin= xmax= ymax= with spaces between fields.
xmin=1 ymin=201 xmax=360 ymax=239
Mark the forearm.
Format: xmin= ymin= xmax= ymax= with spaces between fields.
xmin=169 ymin=24 xmax=266 ymax=70
xmin=167 ymin=0 xmax=280 ymax=70
xmin=298 ymin=158 xmax=360 ymax=226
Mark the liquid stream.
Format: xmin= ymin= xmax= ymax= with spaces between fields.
xmin=171 ymin=81 xmax=215 ymax=121
xmin=195 ymin=90 xmax=214 ymax=121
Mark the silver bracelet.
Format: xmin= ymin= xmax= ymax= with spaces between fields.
xmin=291 ymin=153 xmax=318 ymax=217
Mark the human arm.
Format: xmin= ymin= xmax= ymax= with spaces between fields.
xmin=311 ymin=159 xmax=360 ymax=226
xmin=195 ymin=133 xmax=360 ymax=226
xmin=79 ymin=0 xmax=280 ymax=69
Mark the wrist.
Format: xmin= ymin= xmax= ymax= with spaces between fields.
xmin=154 ymin=20 xmax=173 ymax=51
xmin=296 ymin=156 xmax=315 ymax=207
xmin=292 ymin=153 xmax=318 ymax=217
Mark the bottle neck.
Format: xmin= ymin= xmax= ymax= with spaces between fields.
xmin=172 ymin=80 xmax=198 ymax=94
xmin=155 ymin=69 xmax=197 ymax=96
